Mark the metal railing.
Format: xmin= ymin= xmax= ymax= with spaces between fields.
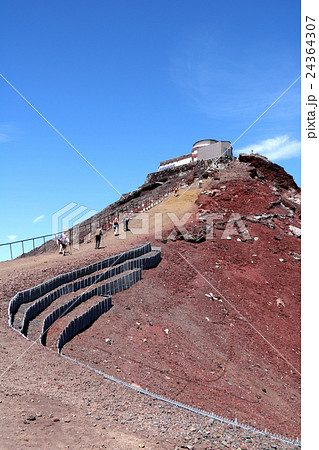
xmin=0 ymin=182 xmax=181 ymax=262
xmin=1 ymin=155 xmax=227 ymax=262
xmin=0 ymin=233 xmax=62 ymax=261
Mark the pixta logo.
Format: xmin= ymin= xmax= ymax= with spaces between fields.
xmin=52 ymin=202 xmax=98 ymax=249
xmin=118 ymin=211 xmax=251 ymax=241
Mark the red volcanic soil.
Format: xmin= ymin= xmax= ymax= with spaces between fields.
xmin=63 ymin=175 xmax=301 ymax=439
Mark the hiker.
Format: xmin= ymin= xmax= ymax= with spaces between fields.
xmin=198 ymin=180 xmax=203 ymax=188
xmin=113 ymin=218 xmax=119 ymax=236
xmin=174 ymin=186 xmax=178 ymax=196
xmin=57 ymin=233 xmax=69 ymax=256
xmin=123 ymin=216 xmax=130 ymax=232
xmin=95 ymin=226 xmax=103 ymax=249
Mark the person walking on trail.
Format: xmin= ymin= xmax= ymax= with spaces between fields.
xmin=174 ymin=186 xmax=178 ymax=197
xmin=123 ymin=216 xmax=130 ymax=232
xmin=57 ymin=233 xmax=69 ymax=256
xmin=113 ymin=218 xmax=119 ymax=236
xmin=95 ymin=226 xmax=103 ymax=249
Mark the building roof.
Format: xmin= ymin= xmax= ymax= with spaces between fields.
xmin=192 ymin=139 xmax=218 ymax=147
xmin=159 ymin=153 xmax=192 ymax=166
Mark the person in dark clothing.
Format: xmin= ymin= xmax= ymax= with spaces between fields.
xmin=95 ymin=227 xmax=103 ymax=248
xmin=123 ymin=216 xmax=130 ymax=232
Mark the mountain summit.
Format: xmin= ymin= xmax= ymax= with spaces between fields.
xmin=0 ymin=154 xmax=301 ymax=448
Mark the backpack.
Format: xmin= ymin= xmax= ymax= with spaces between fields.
xmin=59 ymin=236 xmax=67 ymax=246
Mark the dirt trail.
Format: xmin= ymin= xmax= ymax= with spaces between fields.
xmin=0 ymin=184 xmax=200 ymax=276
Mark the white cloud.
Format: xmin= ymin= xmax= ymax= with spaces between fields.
xmin=33 ymin=215 xmax=45 ymax=223
xmin=236 ymin=135 xmax=301 ymax=161
xmin=0 ymin=133 xmax=10 ymax=143
xmin=7 ymin=235 xmax=17 ymax=241
xmin=0 ymin=123 xmax=14 ymax=143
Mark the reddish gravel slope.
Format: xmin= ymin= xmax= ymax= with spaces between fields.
xmin=0 ymin=155 xmax=301 ymax=449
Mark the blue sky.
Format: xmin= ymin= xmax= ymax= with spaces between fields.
xmin=0 ymin=0 xmax=301 ymax=260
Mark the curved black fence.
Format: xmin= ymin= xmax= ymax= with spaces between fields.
xmin=57 ymin=296 xmax=113 ymax=352
xmin=8 ymin=242 xmax=153 ymax=326
xmin=40 ymin=268 xmax=142 ymax=346
xmin=20 ymin=249 xmax=161 ymax=337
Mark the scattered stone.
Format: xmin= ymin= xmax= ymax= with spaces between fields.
xmin=206 ymin=293 xmax=223 ymax=302
xmin=27 ymin=415 xmax=36 ymax=421
xmin=289 ymin=251 xmax=301 ymax=261
xmin=276 ymin=298 xmax=285 ymax=308
xmin=289 ymin=225 xmax=301 ymax=237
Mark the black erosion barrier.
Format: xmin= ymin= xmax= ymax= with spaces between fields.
xmin=56 ymin=296 xmax=112 ymax=352
xmin=40 ymin=268 xmax=142 ymax=346
xmin=8 ymin=243 xmax=161 ymax=351
xmin=8 ymin=242 xmax=155 ymax=326
xmin=21 ymin=250 xmax=160 ymax=337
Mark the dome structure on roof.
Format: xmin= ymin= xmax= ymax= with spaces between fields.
xmin=158 ymin=139 xmax=233 ymax=171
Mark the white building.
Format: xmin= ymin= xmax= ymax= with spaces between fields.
xmin=158 ymin=153 xmax=192 ymax=171
xmin=191 ymin=139 xmax=232 ymax=162
xmin=158 ymin=139 xmax=232 ymax=171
